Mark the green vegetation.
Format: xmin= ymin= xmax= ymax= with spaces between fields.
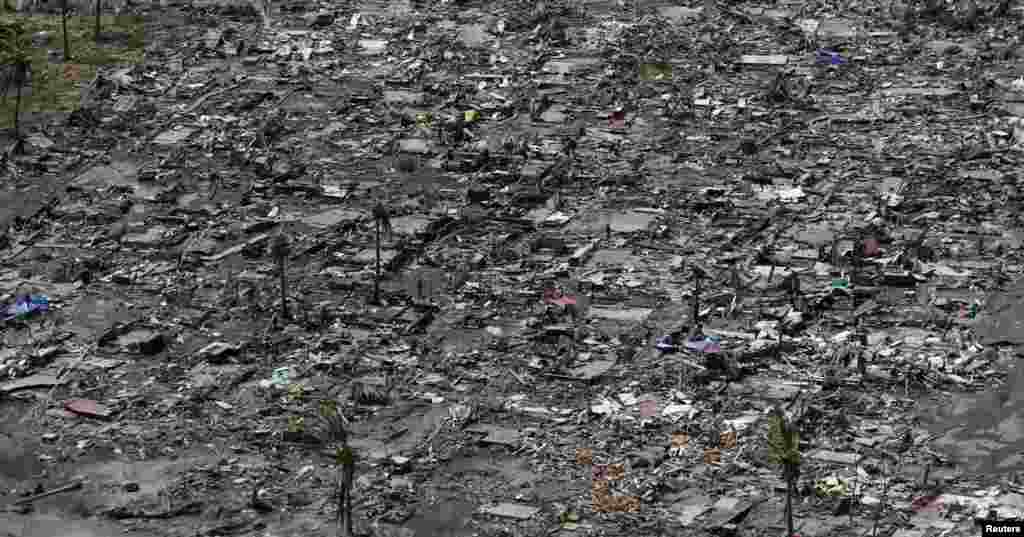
xmin=768 ymin=408 xmax=801 ymax=537
xmin=0 ymin=11 xmax=144 ymax=128
xmin=0 ymin=18 xmax=32 ymax=136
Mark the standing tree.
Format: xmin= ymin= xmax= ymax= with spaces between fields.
xmin=0 ymin=21 xmax=31 ymax=143
xmin=318 ymin=400 xmax=354 ymax=537
xmin=768 ymin=407 xmax=801 ymax=537
xmin=94 ymin=0 xmax=101 ymax=41
xmin=270 ymin=233 xmax=290 ymax=323
xmin=371 ymin=202 xmax=391 ymax=305
xmin=336 ymin=445 xmax=355 ymax=535
xmin=690 ymin=265 xmax=705 ymax=337
xmin=61 ymin=0 xmax=71 ymax=60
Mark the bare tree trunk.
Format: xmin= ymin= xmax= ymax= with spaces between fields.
xmin=279 ymin=256 xmax=288 ymax=321
xmin=785 ymin=472 xmax=794 ymax=537
xmin=13 ymin=65 xmax=22 ymax=138
xmin=692 ymin=269 xmax=702 ymax=333
xmin=373 ymin=219 xmax=381 ymax=304
xmin=338 ymin=448 xmax=355 ymax=536
xmin=94 ymin=0 xmax=101 ymax=41
xmin=61 ymin=0 xmax=70 ymax=60
xmin=342 ymin=461 xmax=353 ymax=535
xmin=342 ymin=465 xmax=350 ymax=532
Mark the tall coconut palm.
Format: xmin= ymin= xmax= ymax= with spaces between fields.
xmin=372 ymin=203 xmax=391 ymax=304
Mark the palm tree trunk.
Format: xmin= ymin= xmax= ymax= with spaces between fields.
xmin=279 ymin=256 xmax=287 ymax=320
xmin=785 ymin=469 xmax=794 ymax=537
xmin=692 ymin=270 xmax=702 ymax=331
xmin=374 ymin=219 xmax=381 ymax=304
xmin=61 ymin=0 xmax=70 ymax=60
xmin=13 ymin=67 xmax=22 ymax=138
xmin=340 ymin=459 xmax=353 ymax=536
xmin=336 ymin=464 xmax=344 ymax=532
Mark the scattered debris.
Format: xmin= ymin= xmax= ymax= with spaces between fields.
xmin=0 ymin=1 xmax=1020 ymax=536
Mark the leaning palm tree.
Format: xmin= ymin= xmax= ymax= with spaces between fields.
xmin=0 ymin=21 xmax=32 ymax=143
xmin=372 ymin=203 xmax=392 ymax=304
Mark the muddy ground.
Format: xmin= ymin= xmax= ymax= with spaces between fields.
xmin=2 ymin=0 xmax=1024 ymax=536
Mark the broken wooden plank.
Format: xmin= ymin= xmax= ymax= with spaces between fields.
xmin=807 ymin=449 xmax=863 ymax=465
xmin=0 ymin=373 xmax=64 ymax=393
xmin=479 ymin=502 xmax=540 ymax=520
xmin=202 ymin=233 xmax=272 ymax=262
xmin=569 ymin=239 xmax=601 ymax=266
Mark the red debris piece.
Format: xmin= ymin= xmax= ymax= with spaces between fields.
xmin=639 ymin=399 xmax=658 ymax=418
xmin=543 ymin=288 xmax=577 ymax=306
xmin=63 ymin=399 xmax=113 ymax=420
xmin=863 ymin=238 xmax=881 ymax=257
xmin=608 ymin=110 xmax=626 ymax=129
xmin=910 ymin=495 xmax=944 ymax=512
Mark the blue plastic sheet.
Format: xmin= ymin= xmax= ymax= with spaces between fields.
xmin=3 ymin=294 xmax=49 ymax=321
xmin=816 ymin=49 xmax=845 ymax=65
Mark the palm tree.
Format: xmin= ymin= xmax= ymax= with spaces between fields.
xmin=316 ymin=399 xmax=354 ymax=536
xmin=768 ymin=407 xmax=801 ymax=537
xmin=336 ymin=445 xmax=355 ymax=535
xmin=0 ymin=22 xmax=32 ymax=142
xmin=372 ymin=203 xmax=391 ymax=304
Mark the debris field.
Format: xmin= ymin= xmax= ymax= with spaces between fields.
xmin=2 ymin=0 xmax=1024 ymax=536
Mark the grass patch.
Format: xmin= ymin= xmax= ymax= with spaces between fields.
xmin=0 ymin=11 xmax=144 ymax=128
